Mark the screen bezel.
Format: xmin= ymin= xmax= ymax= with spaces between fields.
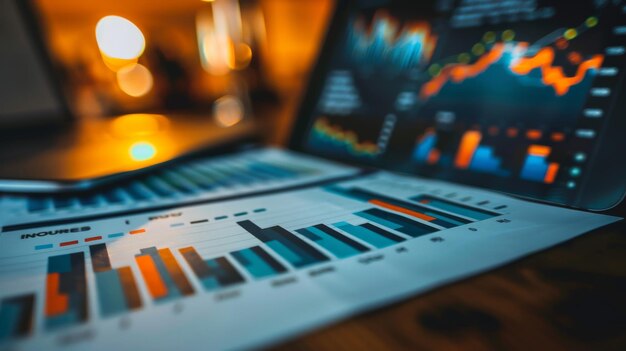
xmin=288 ymin=0 xmax=626 ymax=210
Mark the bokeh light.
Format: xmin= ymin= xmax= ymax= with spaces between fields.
xmin=95 ymin=16 xmax=145 ymax=60
xmin=116 ymin=64 xmax=154 ymax=97
xmin=129 ymin=141 xmax=157 ymax=161
xmin=213 ymin=95 xmax=244 ymax=127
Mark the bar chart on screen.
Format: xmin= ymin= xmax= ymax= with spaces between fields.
xmin=0 ymin=171 xmax=617 ymax=350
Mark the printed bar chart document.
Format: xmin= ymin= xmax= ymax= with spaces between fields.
xmin=0 ymin=150 xmax=619 ymax=350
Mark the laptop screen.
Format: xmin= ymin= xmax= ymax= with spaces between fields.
xmin=0 ymin=0 xmax=67 ymax=128
xmin=293 ymin=0 xmax=626 ymax=208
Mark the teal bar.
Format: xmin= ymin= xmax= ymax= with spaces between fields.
xmin=0 ymin=302 xmax=19 ymax=341
xmin=108 ymin=233 xmax=124 ymax=238
xmin=200 ymin=277 xmax=220 ymax=290
xmin=95 ymin=270 xmax=127 ymax=317
xmin=267 ymin=241 xmax=302 ymax=267
xmin=296 ymin=227 xmax=362 ymax=258
xmin=334 ymin=222 xmax=396 ymax=248
xmin=35 ymin=244 xmax=53 ymax=250
xmin=234 ymin=249 xmax=275 ymax=278
xmin=411 ymin=195 xmax=497 ymax=220
xmin=355 ymin=211 xmax=402 ymax=230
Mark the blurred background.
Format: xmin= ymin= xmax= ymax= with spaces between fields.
xmin=32 ymin=0 xmax=334 ymax=144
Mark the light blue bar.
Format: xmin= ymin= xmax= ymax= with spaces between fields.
xmin=96 ymin=270 xmax=126 ymax=317
xmin=170 ymin=223 xmax=184 ymax=228
xmin=35 ymin=244 xmax=53 ymax=250
xmin=413 ymin=133 xmax=436 ymax=162
xmin=108 ymin=233 xmax=124 ymax=238
xmin=334 ymin=222 xmax=395 ymax=249
xmin=520 ymin=155 xmax=548 ymax=182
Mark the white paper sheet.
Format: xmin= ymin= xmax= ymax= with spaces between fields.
xmin=0 ymin=150 xmax=619 ymax=350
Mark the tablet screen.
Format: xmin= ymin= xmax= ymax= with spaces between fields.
xmin=296 ymin=0 xmax=626 ymax=208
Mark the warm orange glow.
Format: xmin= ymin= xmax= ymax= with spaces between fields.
xmin=455 ymin=131 xmax=482 ymax=169
xmin=510 ymin=47 xmax=604 ymax=96
xmin=110 ymin=114 xmax=170 ymax=138
xmin=420 ymin=44 xmax=505 ymax=100
xmin=101 ymin=55 xmax=139 ymax=72
xmin=213 ymin=95 xmax=244 ymax=127
xmin=196 ymin=11 xmax=231 ymax=75
xmin=95 ymin=16 xmax=145 ymax=60
xmin=227 ymin=42 xmax=253 ymax=70
xmin=116 ymin=64 xmax=153 ymax=97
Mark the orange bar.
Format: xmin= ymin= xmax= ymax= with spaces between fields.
xmin=427 ymin=149 xmax=440 ymax=165
xmin=59 ymin=240 xmax=78 ymax=247
xmin=84 ymin=236 xmax=102 ymax=242
xmin=488 ymin=126 xmax=499 ymax=136
xmin=454 ymin=131 xmax=482 ymax=169
xmin=551 ymin=132 xmax=565 ymax=142
xmin=45 ymin=273 xmax=69 ymax=317
xmin=528 ymin=145 xmax=551 ymax=157
xmin=369 ymin=199 xmax=437 ymax=222
xmin=526 ymin=129 xmax=542 ymax=140
xmin=506 ymin=128 xmax=518 ymax=138
xmin=129 ymin=229 xmax=146 ymax=235
xmin=135 ymin=255 xmax=168 ymax=299
xmin=544 ymin=163 xmax=560 ymax=184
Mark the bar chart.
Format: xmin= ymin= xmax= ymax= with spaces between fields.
xmin=0 ymin=294 xmax=34 ymax=342
xmin=231 ymin=246 xmax=288 ymax=279
xmin=520 ymin=145 xmax=560 ymax=184
xmin=179 ymin=247 xmax=245 ymax=291
xmin=135 ymin=247 xmax=195 ymax=302
xmin=296 ymin=224 xmax=370 ymax=259
xmin=411 ymin=195 xmax=498 ymax=220
xmin=325 ymin=186 xmax=472 ymax=228
xmin=1 ymin=149 xmax=356 ymax=228
xmin=237 ymin=220 xmax=330 ymax=268
xmin=90 ymin=244 xmax=142 ymax=317
xmin=0 ymin=171 xmax=522 ymax=348
xmin=45 ymin=252 xmax=88 ymax=331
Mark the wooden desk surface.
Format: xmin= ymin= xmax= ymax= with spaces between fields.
xmin=257 ymin=98 xmax=626 ymax=351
